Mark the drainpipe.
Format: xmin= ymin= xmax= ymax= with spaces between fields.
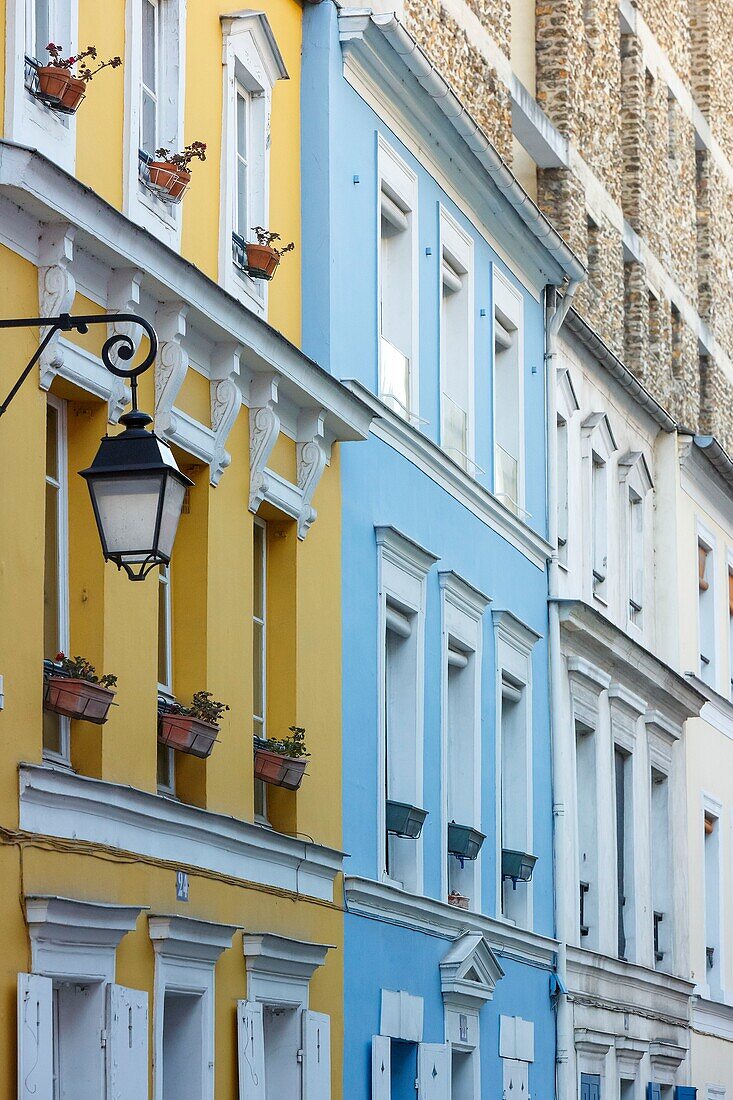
xmin=545 ymin=277 xmax=581 ymax=1100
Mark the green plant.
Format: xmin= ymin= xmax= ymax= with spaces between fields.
xmin=251 ymin=226 xmax=295 ymax=258
xmin=173 ymin=690 xmax=229 ymax=726
xmin=45 ymin=42 xmax=122 ymax=81
xmin=53 ymin=652 xmax=117 ymax=689
xmin=258 ymin=725 xmax=309 ymax=759
xmin=154 ymin=141 xmax=207 ymax=172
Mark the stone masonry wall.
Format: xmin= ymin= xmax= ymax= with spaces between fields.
xmin=398 ymin=0 xmax=733 ymax=450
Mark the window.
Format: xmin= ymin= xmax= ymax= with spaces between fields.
xmin=650 ymin=767 xmax=671 ymax=969
xmin=704 ymin=810 xmax=722 ymax=995
xmin=698 ymin=537 xmax=715 ymax=685
xmin=440 ymin=208 xmax=473 ymax=472
xmin=614 ymin=747 xmax=633 ymax=959
xmin=671 ymin=302 xmax=683 ymax=378
xmin=493 ymin=270 xmax=524 ymax=514
xmin=162 ymin=992 xmax=203 ymax=1099
xmin=441 ymin=572 xmax=487 ymax=911
xmin=253 ymin=518 xmax=267 ymax=820
xmin=140 ymin=0 xmax=158 ymax=155
xmin=26 ymin=0 xmax=52 ymax=63
xmin=586 ymin=214 xmax=600 ymax=289
xmin=495 ymin=611 xmax=538 ymax=928
xmin=628 ymin=486 xmax=643 ymax=625
xmin=378 ymin=138 xmax=418 ymax=422
xmin=576 ymin=720 xmax=598 ymax=947
xmin=728 ymin=565 xmax=733 ymax=699
xmin=581 ymin=1074 xmax=601 ymax=1100
xmin=591 ymin=452 xmax=608 ymax=598
xmin=157 ymin=565 xmax=174 ymax=794
xmin=220 ymin=12 xmax=287 ymax=311
xmin=557 ymin=415 xmax=569 ymax=563
xmin=44 ymin=397 xmax=69 ymax=764
xmin=377 ymin=527 xmax=435 ymax=895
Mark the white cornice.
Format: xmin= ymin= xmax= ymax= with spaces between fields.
xmin=343 ymin=876 xmax=558 ymax=968
xmin=492 ymin=609 xmax=542 ymax=653
xmin=148 ymin=914 xmax=237 ymax=964
xmin=220 ymin=11 xmax=289 ymax=84
xmin=440 ymin=930 xmax=504 ymax=1010
xmin=19 ymin=764 xmax=343 ymax=903
xmin=439 ymin=570 xmax=491 ymax=620
xmin=375 ymin=525 xmax=439 ymax=578
xmin=0 ymin=142 xmax=374 ymax=448
xmin=243 ymin=933 xmax=332 ymax=982
xmin=347 ymin=380 xmax=552 ymax=570
xmin=692 ymin=995 xmax=733 ymax=1041
xmin=567 ymin=945 xmax=694 ymax=1025
xmin=25 ymin=895 xmax=145 ymax=981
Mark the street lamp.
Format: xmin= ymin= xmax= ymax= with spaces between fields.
xmin=0 ymin=311 xmax=192 ymax=579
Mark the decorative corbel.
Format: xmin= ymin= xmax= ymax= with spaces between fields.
xmin=210 ymin=342 xmax=243 ymax=487
xmin=296 ymin=408 xmax=328 ymax=539
xmin=249 ymin=372 xmax=280 ymax=513
xmin=155 ymin=302 xmax=189 ymax=437
xmin=106 ymin=269 xmax=143 ymax=421
xmin=38 ymin=223 xmax=77 ymax=389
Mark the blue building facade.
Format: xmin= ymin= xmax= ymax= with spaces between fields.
xmin=301 ymin=5 xmax=584 ymax=1095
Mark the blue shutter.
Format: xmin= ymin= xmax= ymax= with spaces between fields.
xmin=647 ymin=1085 xmax=662 ymax=1100
xmin=675 ymin=1090 xmax=697 ymax=1100
xmin=581 ymin=1074 xmax=601 ymax=1100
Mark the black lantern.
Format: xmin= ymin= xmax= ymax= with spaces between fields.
xmin=80 ymin=408 xmax=192 ymax=580
xmin=0 ymin=310 xmax=192 ymax=580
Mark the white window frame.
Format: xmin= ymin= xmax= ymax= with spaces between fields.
xmin=439 ymin=205 xmax=474 ymax=473
xmin=702 ymin=793 xmax=725 ymax=1000
xmin=123 ymin=0 xmax=186 ymax=247
xmin=439 ymin=571 xmax=489 ymax=911
xmin=618 ymin=451 xmax=653 ymax=636
xmin=253 ymin=517 xmax=268 ymax=823
xmin=697 ymin=522 xmax=718 ymax=688
xmin=149 ymin=915 xmax=236 ymax=1100
xmin=5 ymin=0 xmax=78 ymax=173
xmin=377 ymin=134 xmax=419 ymax=424
xmin=581 ymin=413 xmax=616 ymax=607
xmin=493 ymin=610 xmax=539 ymax=927
xmin=492 ymin=267 xmax=525 ymax=515
xmin=376 ymin=527 xmax=437 ymax=895
xmin=219 ymin=11 xmax=287 ymax=316
xmin=44 ymin=394 xmax=70 ymax=767
xmin=156 ymin=564 xmax=175 ymax=795
xmin=727 ymin=550 xmax=733 ymax=701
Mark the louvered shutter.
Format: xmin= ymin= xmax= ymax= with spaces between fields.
xmin=417 ymin=1042 xmax=451 ymax=1099
xmin=18 ymin=973 xmax=53 ymax=1100
xmin=302 ymin=1010 xmax=331 ymax=1099
xmin=372 ymin=1034 xmax=391 ymax=1099
xmin=106 ymin=985 xmax=148 ymax=1099
xmin=674 ymin=1089 xmax=697 ymax=1100
xmin=237 ymin=1001 xmax=266 ymax=1100
xmin=647 ymin=1085 xmax=663 ymax=1100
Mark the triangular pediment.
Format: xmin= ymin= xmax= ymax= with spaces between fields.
xmin=440 ymin=931 xmax=504 ymax=1008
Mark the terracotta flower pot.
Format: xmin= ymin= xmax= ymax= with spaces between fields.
xmin=245 ymin=243 xmax=281 ymax=280
xmin=37 ymin=65 xmax=72 ymax=102
xmin=147 ymin=162 xmax=190 ymax=201
xmin=253 ymin=744 xmax=307 ymax=791
xmin=44 ymin=676 xmax=115 ymax=725
xmin=59 ymin=75 xmax=86 ymax=112
xmin=158 ymin=713 xmax=218 ymax=759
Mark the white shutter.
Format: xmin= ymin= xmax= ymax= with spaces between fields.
xmin=237 ymin=1000 xmax=266 ymax=1100
xmin=372 ymin=1034 xmax=391 ymax=1100
xmin=18 ymin=973 xmax=53 ymax=1100
xmin=302 ymin=1010 xmax=331 ymax=1100
xmin=417 ymin=1042 xmax=452 ymax=1100
xmin=106 ymin=984 xmax=148 ymax=1099
xmin=503 ymin=1058 xmax=528 ymax=1096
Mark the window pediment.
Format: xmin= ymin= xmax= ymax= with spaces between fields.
xmin=220 ymin=11 xmax=289 ymax=88
xmin=618 ymin=449 xmax=653 ymax=493
xmin=581 ymin=411 xmax=616 ymax=457
xmin=440 ymin=930 xmax=504 ymax=1009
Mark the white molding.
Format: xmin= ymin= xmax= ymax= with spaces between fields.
xmin=438 ymin=570 xmax=491 ymax=620
xmin=492 ymin=265 xmax=526 ymax=513
xmin=19 ymin=764 xmax=343 ymax=902
xmin=439 ymin=930 xmax=504 ymax=1010
xmin=0 ymin=142 xmax=374 ymax=457
xmin=617 ymin=449 xmax=653 ymax=493
xmin=148 ymin=913 xmax=236 ymax=964
xmin=581 ymin=411 xmax=617 ymax=456
xmin=439 ymin=203 xmax=475 ymax=469
xmin=344 ymin=379 xmax=552 ymax=570
xmin=344 ymin=875 xmax=558 ymax=968
xmin=492 ymin=609 xmax=541 ymax=655
xmin=693 ymin=995 xmax=733 ymax=1041
xmin=243 ymin=933 xmax=331 ymax=1007
xmin=25 ymin=895 xmax=144 ymax=982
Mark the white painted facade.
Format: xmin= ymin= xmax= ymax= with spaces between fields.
xmin=552 ymin=314 xmax=704 ymax=1098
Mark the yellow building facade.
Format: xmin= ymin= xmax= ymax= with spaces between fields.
xmin=0 ymin=1 xmax=370 ymax=1096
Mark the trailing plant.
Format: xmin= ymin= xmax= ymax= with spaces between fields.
xmin=53 ymin=652 xmax=117 ymax=689
xmin=153 ymin=141 xmax=207 ymax=172
xmin=257 ymin=725 xmax=309 ymax=759
xmin=45 ymin=42 xmax=122 ymax=81
xmin=250 ymin=226 xmax=295 ymax=258
xmin=172 ymin=690 xmax=229 ymax=726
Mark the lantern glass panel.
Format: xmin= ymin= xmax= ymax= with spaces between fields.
xmin=157 ymin=473 xmax=187 ymax=560
xmin=89 ymin=473 xmax=164 ymax=560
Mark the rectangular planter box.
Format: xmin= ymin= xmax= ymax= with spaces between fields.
xmin=386 ymin=799 xmax=428 ymax=839
xmin=447 ymin=822 xmax=486 ymax=861
xmin=501 ymin=848 xmax=537 ymax=884
xmin=158 ymin=714 xmax=219 ymax=759
xmin=253 ymin=742 xmax=307 ymax=791
xmin=44 ymin=676 xmax=115 ymax=725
